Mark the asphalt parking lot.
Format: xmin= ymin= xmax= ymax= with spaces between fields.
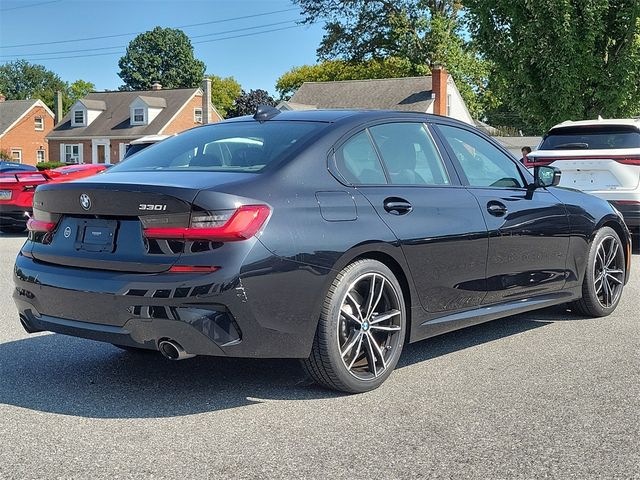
xmin=0 ymin=234 xmax=638 ymax=479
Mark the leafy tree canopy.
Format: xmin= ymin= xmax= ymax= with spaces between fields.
xmin=118 ymin=27 xmax=206 ymax=90
xmin=465 ymin=0 xmax=640 ymax=132
xmin=276 ymin=57 xmax=427 ymax=99
xmin=207 ymin=74 xmax=242 ymax=118
xmin=293 ymin=0 xmax=489 ymax=117
xmin=0 ymin=60 xmax=95 ymax=114
xmin=227 ymin=89 xmax=276 ymax=118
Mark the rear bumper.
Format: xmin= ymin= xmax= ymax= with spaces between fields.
xmin=0 ymin=205 xmax=30 ymax=228
xmin=13 ymin=251 xmax=321 ymax=358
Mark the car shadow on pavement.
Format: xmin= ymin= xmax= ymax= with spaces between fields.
xmin=0 ymin=306 xmax=576 ymax=419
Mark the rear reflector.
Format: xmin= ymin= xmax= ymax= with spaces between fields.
xmin=144 ymin=205 xmax=271 ymax=242
xmin=169 ymin=266 xmax=220 ymax=273
xmin=26 ymin=218 xmax=56 ymax=232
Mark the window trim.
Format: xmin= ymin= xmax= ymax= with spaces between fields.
xmin=194 ymin=107 xmax=203 ymax=123
xmin=432 ymin=123 xmax=533 ymax=189
xmin=10 ymin=149 xmax=22 ymax=163
xmin=36 ymin=149 xmax=46 ymax=162
xmin=72 ymin=109 xmax=85 ymax=126
xmin=34 ymin=116 xmax=44 ymax=131
xmin=131 ymin=107 xmax=146 ymax=125
xmin=64 ymin=144 xmax=81 ymax=163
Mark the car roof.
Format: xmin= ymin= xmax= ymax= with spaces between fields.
xmin=548 ymin=118 xmax=640 ymax=132
xmin=221 ymin=109 xmax=469 ymax=127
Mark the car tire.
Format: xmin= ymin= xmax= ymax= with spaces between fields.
xmin=571 ymin=226 xmax=626 ymax=317
xmin=302 ymin=259 xmax=406 ymax=393
xmin=1 ymin=226 xmax=26 ymax=234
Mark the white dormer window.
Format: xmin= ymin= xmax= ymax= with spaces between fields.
xmin=194 ymin=108 xmax=203 ymax=123
xmin=132 ymin=108 xmax=145 ymax=124
xmin=73 ymin=109 xmax=85 ymax=126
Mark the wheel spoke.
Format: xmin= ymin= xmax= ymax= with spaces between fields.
xmin=596 ymin=246 xmax=606 ymax=269
xmin=606 ymin=240 xmax=619 ymax=267
xmin=347 ymin=334 xmax=364 ymax=370
xmin=341 ymin=331 xmax=362 ymax=358
xmin=341 ymin=305 xmax=362 ymax=325
xmin=370 ymin=309 xmax=401 ymax=325
xmin=345 ymin=292 xmax=364 ymax=323
xmin=595 ymin=275 xmax=604 ymax=294
xmin=363 ymin=334 xmax=378 ymax=377
xmin=606 ymin=273 xmax=623 ymax=285
xmin=602 ymin=276 xmax=612 ymax=305
xmin=366 ymin=333 xmax=387 ymax=371
xmin=607 ymin=268 xmax=624 ymax=275
xmin=366 ymin=276 xmax=386 ymax=321
xmin=370 ymin=324 xmax=402 ymax=332
xmin=364 ymin=274 xmax=377 ymax=320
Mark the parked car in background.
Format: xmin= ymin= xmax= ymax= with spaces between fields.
xmin=0 ymin=164 xmax=108 ymax=233
xmin=0 ymin=161 xmax=37 ymax=173
xmin=14 ymin=109 xmax=631 ymax=393
xmin=122 ymin=135 xmax=171 ymax=160
xmin=528 ymin=119 xmax=640 ymax=232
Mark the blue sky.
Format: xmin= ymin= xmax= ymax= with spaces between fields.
xmin=0 ymin=0 xmax=326 ymax=95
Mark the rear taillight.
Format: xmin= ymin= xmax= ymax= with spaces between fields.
xmin=614 ymin=158 xmax=640 ymax=165
xmin=26 ymin=218 xmax=57 ymax=233
xmin=143 ymin=205 xmax=271 ymax=242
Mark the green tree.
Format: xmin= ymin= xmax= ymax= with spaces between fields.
xmin=227 ymin=89 xmax=276 ymax=118
xmin=465 ymin=0 xmax=640 ymax=132
xmin=293 ymin=0 xmax=489 ymax=117
xmin=276 ymin=57 xmax=427 ymax=99
xmin=208 ymin=74 xmax=242 ymax=118
xmin=0 ymin=60 xmax=66 ymax=111
xmin=118 ymin=27 xmax=206 ymax=90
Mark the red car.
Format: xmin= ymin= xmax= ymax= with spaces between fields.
xmin=0 ymin=164 xmax=108 ymax=233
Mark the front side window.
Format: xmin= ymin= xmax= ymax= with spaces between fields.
xmin=109 ymin=121 xmax=327 ymax=173
xmin=133 ymin=108 xmax=145 ymax=123
xmin=369 ymin=123 xmax=449 ymax=185
xmin=335 ymin=130 xmax=387 ymax=185
xmin=438 ymin=125 xmax=524 ymax=188
xmin=36 ymin=149 xmax=46 ymax=162
xmin=34 ymin=116 xmax=44 ymax=131
xmin=11 ymin=149 xmax=22 ymax=162
xmin=73 ymin=110 xmax=84 ymax=125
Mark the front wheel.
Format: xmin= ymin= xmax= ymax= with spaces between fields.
xmin=572 ymin=226 xmax=626 ymax=317
xmin=302 ymin=259 xmax=406 ymax=393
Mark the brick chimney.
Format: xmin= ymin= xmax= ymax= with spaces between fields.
xmin=54 ymin=90 xmax=63 ymax=125
xmin=432 ymin=65 xmax=448 ymax=116
xmin=0 ymin=93 xmax=5 ymax=102
xmin=151 ymin=81 xmax=162 ymax=90
xmin=202 ymin=78 xmax=212 ymax=123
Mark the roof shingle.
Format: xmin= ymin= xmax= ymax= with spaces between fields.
xmin=0 ymin=99 xmax=39 ymax=135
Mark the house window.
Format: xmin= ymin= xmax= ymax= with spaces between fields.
xmin=36 ymin=149 xmax=46 ymax=162
xmin=10 ymin=149 xmax=22 ymax=163
xmin=194 ymin=107 xmax=203 ymax=123
xmin=74 ymin=110 xmax=85 ymax=125
xmin=133 ymin=108 xmax=145 ymax=124
xmin=35 ymin=116 xmax=44 ymax=131
xmin=64 ymin=144 xmax=80 ymax=163
xmin=446 ymin=94 xmax=452 ymax=117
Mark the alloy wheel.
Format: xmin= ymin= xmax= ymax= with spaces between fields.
xmin=594 ymin=235 xmax=625 ymax=308
xmin=337 ymin=272 xmax=403 ymax=381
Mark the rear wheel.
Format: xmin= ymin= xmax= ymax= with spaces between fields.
xmin=572 ymin=227 xmax=626 ymax=317
xmin=302 ymin=259 xmax=406 ymax=393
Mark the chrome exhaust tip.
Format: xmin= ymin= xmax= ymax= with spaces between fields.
xmin=158 ymin=339 xmax=195 ymax=361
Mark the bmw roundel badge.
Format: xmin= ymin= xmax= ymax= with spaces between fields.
xmin=79 ymin=193 xmax=91 ymax=210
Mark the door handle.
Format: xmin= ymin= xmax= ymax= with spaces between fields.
xmin=487 ymin=200 xmax=507 ymax=217
xmin=384 ymin=197 xmax=413 ymax=215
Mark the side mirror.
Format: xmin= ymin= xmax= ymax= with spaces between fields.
xmin=534 ymin=165 xmax=561 ymax=188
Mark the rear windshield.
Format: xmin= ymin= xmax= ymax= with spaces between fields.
xmin=540 ymin=126 xmax=640 ymax=150
xmin=110 ymin=121 xmax=327 ymax=173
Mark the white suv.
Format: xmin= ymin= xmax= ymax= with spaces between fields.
xmin=528 ymin=118 xmax=640 ymax=232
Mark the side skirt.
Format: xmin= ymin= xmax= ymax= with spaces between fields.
xmin=409 ymin=288 xmax=581 ymax=343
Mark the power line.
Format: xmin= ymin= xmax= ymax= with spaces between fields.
xmin=0 ymin=7 xmax=300 ymax=49
xmin=0 ymin=19 xmax=299 ymax=58
xmin=0 ymin=0 xmax=59 ymax=12
xmin=5 ymin=24 xmax=303 ymax=62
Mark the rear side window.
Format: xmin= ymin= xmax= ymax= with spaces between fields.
xmin=438 ymin=125 xmax=524 ymax=188
xmin=369 ymin=123 xmax=449 ymax=185
xmin=540 ymin=126 xmax=640 ymax=150
xmin=335 ymin=131 xmax=387 ymax=185
xmin=109 ymin=121 xmax=327 ymax=173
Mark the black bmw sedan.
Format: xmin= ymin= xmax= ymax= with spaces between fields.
xmin=14 ymin=109 xmax=632 ymax=393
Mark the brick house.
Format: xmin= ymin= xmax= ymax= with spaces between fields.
xmin=279 ymin=66 xmax=474 ymax=125
xmin=47 ymin=80 xmax=222 ymax=164
xmin=0 ymin=95 xmax=55 ymax=166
